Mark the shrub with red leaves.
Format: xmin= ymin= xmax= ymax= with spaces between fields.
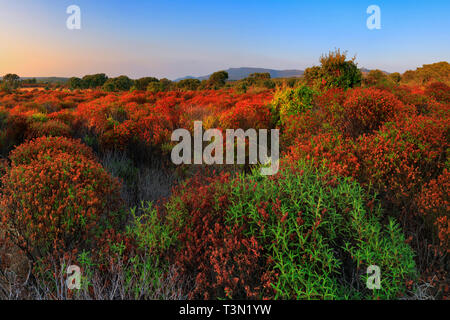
xmin=356 ymin=114 xmax=448 ymax=213
xmin=416 ymin=169 xmax=449 ymax=253
xmin=166 ymin=173 xmax=273 ymax=299
xmin=0 ymin=139 xmax=124 ymax=260
xmin=341 ymin=88 xmax=411 ymax=137
xmin=279 ymin=88 xmax=345 ymax=151
xmin=219 ymin=98 xmax=272 ymax=130
xmin=280 ymin=110 xmax=326 ymax=151
xmin=9 ymin=136 xmax=96 ymax=166
xmin=425 ymin=82 xmax=450 ymax=103
xmin=26 ymin=120 xmax=72 ymax=139
xmin=313 ymin=87 xmax=346 ymax=113
xmin=390 ymin=85 xmax=435 ymax=115
xmin=286 ymin=132 xmax=360 ymax=178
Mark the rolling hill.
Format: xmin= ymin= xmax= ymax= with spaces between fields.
xmin=175 ymin=67 xmax=305 ymax=82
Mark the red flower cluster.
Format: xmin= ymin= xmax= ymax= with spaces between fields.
xmin=1 ymin=137 xmax=124 ymax=260
xmin=26 ymin=119 xmax=72 ymax=139
xmin=416 ymin=169 xmax=449 ymax=252
xmin=425 ymin=82 xmax=450 ymax=103
xmin=287 ymin=132 xmax=360 ymax=178
xmin=357 ymin=114 xmax=448 ymax=212
xmin=9 ymin=136 xmax=97 ymax=166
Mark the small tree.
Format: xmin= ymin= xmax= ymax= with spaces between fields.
xmin=68 ymin=77 xmax=83 ymax=90
xmin=159 ymin=78 xmax=173 ymax=91
xmin=304 ymin=49 xmax=361 ymax=89
xmin=177 ymin=78 xmax=201 ymax=91
xmin=147 ymin=78 xmax=173 ymax=93
xmin=2 ymin=73 xmax=20 ymax=91
xmin=102 ymin=76 xmax=133 ymax=92
xmin=389 ymin=72 xmax=401 ymax=84
xmin=248 ymin=72 xmax=270 ymax=81
xmin=81 ymin=73 xmax=108 ymax=88
xmin=102 ymin=80 xmax=116 ymax=92
xmin=242 ymin=72 xmax=274 ymax=88
xmin=135 ymin=77 xmax=159 ymax=91
xmin=207 ymin=71 xmax=228 ymax=89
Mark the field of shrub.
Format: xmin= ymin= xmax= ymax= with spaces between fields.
xmin=0 ymin=54 xmax=448 ymax=300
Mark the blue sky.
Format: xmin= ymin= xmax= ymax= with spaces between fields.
xmin=0 ymin=0 xmax=449 ymax=79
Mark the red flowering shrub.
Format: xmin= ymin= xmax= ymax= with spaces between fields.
xmin=26 ymin=120 xmax=72 ymax=139
xmin=48 ymin=109 xmax=77 ymax=126
xmin=425 ymin=82 xmax=450 ymax=103
xmin=133 ymin=108 xmax=176 ymax=148
xmin=219 ymin=100 xmax=272 ymax=130
xmin=392 ymin=85 xmax=427 ymax=105
xmin=1 ymin=84 xmax=448 ymax=299
xmin=0 ymin=143 xmax=124 ymax=260
xmin=279 ymin=88 xmax=345 ymax=151
xmin=76 ymin=94 xmax=180 ymax=151
xmin=2 ymin=89 xmax=275 ymax=156
xmin=416 ymin=169 xmax=449 ymax=252
xmin=313 ymin=87 xmax=346 ymax=112
xmin=356 ymin=115 xmax=448 ymax=212
xmin=280 ymin=110 xmax=326 ymax=151
xmin=9 ymin=136 xmax=96 ymax=166
xmin=341 ymin=88 xmax=411 ymax=137
xmin=392 ymin=85 xmax=445 ymax=115
xmin=286 ymin=132 xmax=360 ymax=178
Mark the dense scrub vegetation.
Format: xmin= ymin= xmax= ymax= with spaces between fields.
xmin=0 ymin=52 xmax=448 ymax=300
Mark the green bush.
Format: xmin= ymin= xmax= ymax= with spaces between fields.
xmin=226 ymin=161 xmax=417 ymax=299
xmin=102 ymin=76 xmax=133 ymax=92
xmin=122 ymin=202 xmax=175 ymax=298
xmin=66 ymin=201 xmax=181 ymax=299
xmin=147 ymin=78 xmax=173 ymax=93
xmin=272 ymin=85 xmax=318 ymax=124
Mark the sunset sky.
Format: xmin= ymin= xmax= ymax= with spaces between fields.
xmin=0 ymin=0 xmax=449 ymax=79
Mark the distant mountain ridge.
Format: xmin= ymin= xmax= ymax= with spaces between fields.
xmin=175 ymin=67 xmax=389 ymax=82
xmin=175 ymin=67 xmax=305 ymax=82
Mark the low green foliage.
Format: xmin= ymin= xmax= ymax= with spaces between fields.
xmin=272 ymin=85 xmax=318 ymax=124
xmin=226 ymin=161 xmax=417 ymax=299
xmin=122 ymin=202 xmax=174 ymax=299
